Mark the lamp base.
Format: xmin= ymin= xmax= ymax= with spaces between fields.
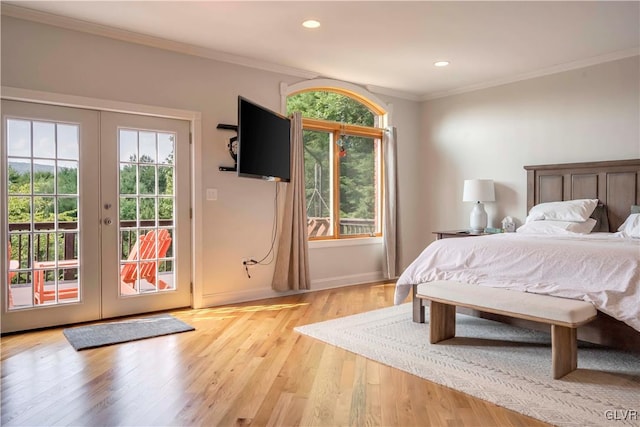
xmin=469 ymin=202 xmax=488 ymax=233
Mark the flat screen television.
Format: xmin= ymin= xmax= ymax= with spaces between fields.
xmin=237 ymin=96 xmax=291 ymax=182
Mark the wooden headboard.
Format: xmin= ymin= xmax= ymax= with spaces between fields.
xmin=524 ymin=159 xmax=640 ymax=231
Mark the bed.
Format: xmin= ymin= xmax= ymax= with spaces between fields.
xmin=397 ymin=159 xmax=640 ymax=352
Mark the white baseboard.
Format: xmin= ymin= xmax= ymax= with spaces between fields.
xmin=310 ymin=271 xmax=384 ymax=290
xmin=198 ymin=271 xmax=384 ymax=308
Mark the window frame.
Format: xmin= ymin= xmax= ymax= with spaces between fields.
xmin=301 ymin=117 xmax=385 ymax=241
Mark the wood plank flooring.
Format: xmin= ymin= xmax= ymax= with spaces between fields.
xmin=1 ymin=282 xmax=549 ymax=426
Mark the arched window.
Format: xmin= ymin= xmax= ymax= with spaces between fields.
xmin=286 ymin=86 xmax=387 ymax=240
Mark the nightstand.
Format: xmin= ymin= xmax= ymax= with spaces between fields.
xmin=433 ymin=229 xmax=490 ymax=240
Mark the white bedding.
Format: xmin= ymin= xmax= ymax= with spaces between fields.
xmin=395 ymin=233 xmax=640 ymax=332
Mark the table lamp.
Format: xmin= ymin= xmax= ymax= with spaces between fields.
xmin=463 ymin=179 xmax=495 ymax=233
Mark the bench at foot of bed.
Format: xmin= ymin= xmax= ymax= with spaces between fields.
xmin=415 ymin=281 xmax=597 ymax=379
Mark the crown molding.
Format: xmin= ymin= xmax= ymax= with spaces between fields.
xmin=4 ymin=3 xmax=637 ymax=104
xmin=421 ymin=48 xmax=640 ymax=101
xmin=1 ymin=3 xmax=319 ymax=80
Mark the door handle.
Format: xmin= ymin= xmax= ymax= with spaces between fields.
xmin=104 ymin=218 xmax=113 ymax=225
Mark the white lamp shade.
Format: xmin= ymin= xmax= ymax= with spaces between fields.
xmin=463 ymin=179 xmax=495 ymax=202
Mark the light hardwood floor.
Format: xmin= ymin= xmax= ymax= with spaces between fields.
xmin=1 ymin=282 xmax=549 ymax=426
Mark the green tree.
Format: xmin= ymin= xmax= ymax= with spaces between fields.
xmin=8 ymin=165 xmax=30 ymax=192
xmin=339 ymin=136 xmax=375 ymax=219
xmin=287 ymin=91 xmax=374 ymax=126
xmin=58 ymin=166 xmax=78 ymax=195
xmin=287 ymin=91 xmax=378 ymax=226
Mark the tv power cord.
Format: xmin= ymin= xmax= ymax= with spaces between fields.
xmin=242 ymin=259 xmax=259 ymax=279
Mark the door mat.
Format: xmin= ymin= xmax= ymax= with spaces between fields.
xmin=63 ymin=313 xmax=195 ymax=350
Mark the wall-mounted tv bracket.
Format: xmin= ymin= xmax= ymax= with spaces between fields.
xmin=217 ymin=123 xmax=238 ymax=171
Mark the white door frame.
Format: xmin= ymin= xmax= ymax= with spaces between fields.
xmin=1 ymin=86 xmax=205 ymax=310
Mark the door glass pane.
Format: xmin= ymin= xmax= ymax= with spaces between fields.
xmin=158 ymin=133 xmax=174 ymax=164
xmin=120 ymin=197 xmax=137 ymax=221
xmin=33 ymin=121 xmax=56 ymax=159
xmin=304 ymin=129 xmax=333 ymax=238
xmin=58 ymin=197 xmax=78 ymax=223
xmin=339 ymin=136 xmax=379 ymax=236
xmin=7 ymin=119 xmax=31 ymax=157
xmin=120 ymin=165 xmax=137 ymax=194
xmin=8 ymin=159 xmax=31 ymax=195
xmin=34 ymin=196 xmax=55 ymax=224
xmin=158 ymin=166 xmax=173 ymax=195
xmin=57 ymin=124 xmax=79 ymax=160
xmin=119 ymin=130 xmax=138 ymax=162
xmin=118 ymin=129 xmax=175 ymax=295
xmin=8 ymin=196 xmax=31 ymax=225
xmin=158 ymin=197 xmax=174 ymax=220
xmin=33 ymin=160 xmax=55 ymax=194
xmin=34 ymin=232 xmax=55 ymax=263
xmin=139 ymin=165 xmax=156 ymax=194
xmin=57 ymin=161 xmax=78 ymax=194
xmin=139 ymin=197 xmax=156 ymax=221
xmin=5 ymin=119 xmax=81 ymax=309
xmin=139 ymin=132 xmax=156 ymax=162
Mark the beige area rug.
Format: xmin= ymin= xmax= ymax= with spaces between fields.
xmin=294 ymin=304 xmax=640 ymax=427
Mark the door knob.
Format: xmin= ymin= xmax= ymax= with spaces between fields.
xmin=104 ymin=218 xmax=113 ymax=225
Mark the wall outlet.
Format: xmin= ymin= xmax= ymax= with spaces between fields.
xmin=206 ymin=188 xmax=218 ymax=201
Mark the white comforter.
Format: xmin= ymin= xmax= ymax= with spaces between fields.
xmin=395 ymin=233 xmax=640 ymax=332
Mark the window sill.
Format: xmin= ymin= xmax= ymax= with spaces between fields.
xmin=309 ymin=236 xmax=383 ymax=249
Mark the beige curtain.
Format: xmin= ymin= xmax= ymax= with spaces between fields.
xmin=382 ymin=126 xmax=398 ymax=279
xmin=272 ymin=112 xmax=310 ymax=291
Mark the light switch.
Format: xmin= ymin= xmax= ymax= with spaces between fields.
xmin=206 ymin=188 xmax=218 ymax=201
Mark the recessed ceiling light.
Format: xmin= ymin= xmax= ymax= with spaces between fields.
xmin=434 ymin=61 xmax=450 ymax=67
xmin=302 ymin=20 xmax=321 ymax=29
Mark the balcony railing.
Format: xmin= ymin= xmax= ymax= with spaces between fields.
xmin=10 ymin=218 xmax=374 ymax=276
xmin=8 ymin=220 xmax=173 ymax=284
xmin=307 ymin=217 xmax=376 ymax=238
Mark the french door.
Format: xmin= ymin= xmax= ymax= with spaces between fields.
xmin=2 ymin=101 xmax=191 ymax=333
xmin=100 ymin=112 xmax=191 ymax=318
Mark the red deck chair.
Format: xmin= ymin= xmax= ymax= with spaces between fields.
xmin=7 ymin=242 xmax=76 ymax=307
xmin=120 ymin=229 xmax=172 ymax=293
xmin=31 ymin=233 xmax=79 ymax=305
xmin=307 ymin=217 xmax=330 ymax=238
xmin=33 ymin=257 xmax=80 ymax=305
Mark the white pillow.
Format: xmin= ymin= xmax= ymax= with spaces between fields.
xmin=617 ymin=213 xmax=640 ymax=238
xmin=526 ymin=199 xmax=598 ymax=223
xmin=517 ymin=218 xmax=597 ymax=235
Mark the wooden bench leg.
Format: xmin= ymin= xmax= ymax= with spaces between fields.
xmin=552 ymin=325 xmax=577 ymax=379
xmin=429 ymin=301 xmax=456 ymax=344
xmin=413 ymin=284 xmax=425 ymax=323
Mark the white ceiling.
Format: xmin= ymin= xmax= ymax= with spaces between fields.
xmin=3 ymin=1 xmax=639 ymax=100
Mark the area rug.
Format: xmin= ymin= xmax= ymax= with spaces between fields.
xmin=295 ymin=304 xmax=640 ymax=427
xmin=63 ymin=313 xmax=195 ymax=350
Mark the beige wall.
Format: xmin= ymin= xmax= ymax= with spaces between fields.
xmin=1 ymin=16 xmax=423 ymax=305
xmin=3 ymin=16 xmax=637 ymax=307
xmin=420 ymin=56 xmax=640 ymax=244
